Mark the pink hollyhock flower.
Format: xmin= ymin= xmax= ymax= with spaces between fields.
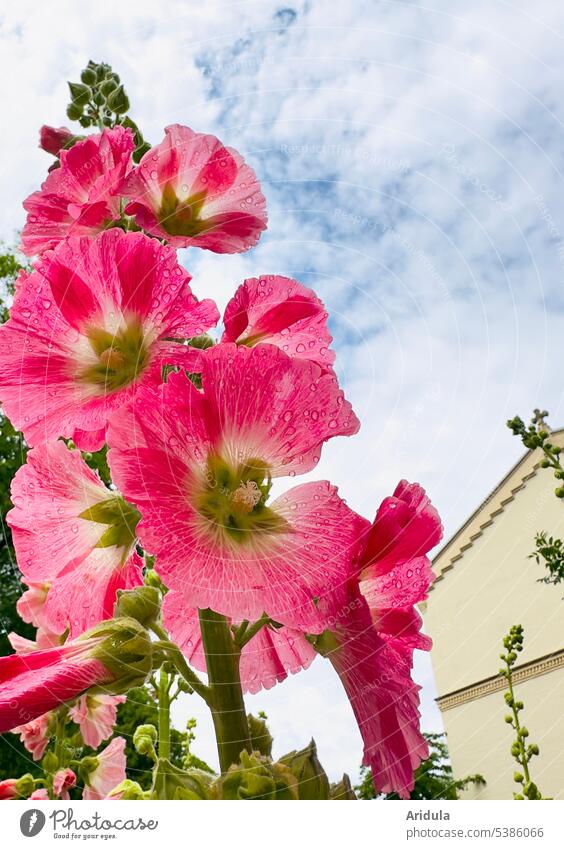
xmin=29 ymin=788 xmax=49 ymax=800
xmin=12 ymin=713 xmax=52 ymax=761
xmin=0 ymin=229 xmax=218 ymax=449
xmin=0 ymin=779 xmax=18 ymax=800
xmin=16 ymin=583 xmax=51 ymax=631
xmin=21 ymin=126 xmax=134 ymax=256
xmin=69 ymin=694 xmax=126 ymax=748
xmin=0 ymin=641 xmax=111 ymax=733
xmin=53 ymin=768 xmax=76 ymax=800
xmin=39 ymin=125 xmax=75 ymax=156
xmin=221 ymin=276 xmax=335 ymax=369
xmin=82 ymin=737 xmax=126 ymax=800
xmin=8 ymin=441 xmax=143 ymax=638
xmin=163 ymin=592 xmax=316 ymax=694
xmin=0 ymin=618 xmax=150 ymax=733
xmin=108 ymin=343 xmax=361 ymax=630
xmin=313 ymin=480 xmax=442 ymax=798
xmin=121 ymin=124 xmax=267 ymax=252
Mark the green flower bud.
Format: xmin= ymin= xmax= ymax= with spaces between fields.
xmin=554 ymin=487 xmax=564 ymax=498
xmin=520 ymin=727 xmax=529 ymax=738
xmin=107 ymin=85 xmax=130 ymax=115
xmin=247 ymin=713 xmax=273 ymax=758
xmin=15 ymin=774 xmax=36 ymax=798
xmin=330 ymin=774 xmax=357 ymax=799
xmin=42 ymin=750 xmax=59 ymax=774
xmin=133 ymin=724 xmax=158 ymax=759
xmin=81 ymin=68 xmax=97 ymax=85
xmin=100 ymin=79 xmax=118 ymax=98
xmin=153 ymin=759 xmax=212 ymax=800
xmin=528 ymin=743 xmax=540 ymax=756
xmin=279 ymin=739 xmax=330 ymax=800
xmin=85 ymin=616 xmax=153 ymax=693
xmin=66 ymin=103 xmax=83 ymax=121
xmin=114 ymin=586 xmax=161 ymax=626
xmin=514 ymin=772 xmax=524 ymax=783
xmin=68 ymin=82 xmax=91 ymax=108
xmin=504 ymin=715 xmax=514 ymax=724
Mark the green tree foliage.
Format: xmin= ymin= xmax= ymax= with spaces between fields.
xmin=355 ymin=733 xmax=485 ymax=800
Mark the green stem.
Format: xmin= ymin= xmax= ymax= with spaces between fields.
xmin=158 ymin=668 xmax=171 ymax=761
xmin=150 ymin=624 xmax=211 ymax=703
xmin=236 ymin=613 xmax=271 ymax=648
xmin=506 ymin=660 xmax=530 ymax=784
xmin=198 ymin=608 xmax=251 ymax=774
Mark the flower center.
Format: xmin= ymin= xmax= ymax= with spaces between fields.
xmin=79 ymin=495 xmax=141 ymax=551
xmin=79 ymin=318 xmax=150 ymax=392
xmin=194 ymin=455 xmax=289 ymax=544
xmin=158 ymin=183 xmax=209 ymax=237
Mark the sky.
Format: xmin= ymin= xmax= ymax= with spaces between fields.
xmin=1 ymin=0 xmax=564 ymax=780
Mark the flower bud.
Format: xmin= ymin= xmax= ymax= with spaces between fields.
xmin=42 ymin=750 xmax=59 ymax=773
xmin=133 ymin=724 xmax=157 ymax=760
xmin=81 ymin=68 xmax=97 ymax=86
xmin=107 ymin=85 xmax=130 ymax=115
xmin=514 ymin=772 xmax=524 ymax=783
xmin=68 ymin=82 xmax=91 ymax=108
xmin=87 ymin=617 xmax=153 ymax=692
xmin=114 ymin=586 xmax=160 ymax=626
xmin=39 ymin=125 xmax=75 ymax=156
xmin=278 ymin=739 xmax=330 ymax=800
xmin=14 ymin=774 xmax=35 ymax=798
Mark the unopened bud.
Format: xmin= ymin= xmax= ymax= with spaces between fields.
xmin=106 ymin=779 xmax=146 ymax=800
xmin=15 ymin=774 xmax=35 ymax=798
xmin=114 ymin=586 xmax=160 ymax=626
xmin=133 ymin=724 xmax=158 ymax=759
xmin=279 ymin=739 xmax=330 ymax=800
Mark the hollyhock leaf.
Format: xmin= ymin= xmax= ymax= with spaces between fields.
xmin=121 ymin=123 xmax=267 ymax=252
xmin=21 ymin=127 xmax=134 ymax=256
xmin=222 ymin=275 xmax=335 ymax=369
xmin=0 ymin=230 xmax=218 ymax=447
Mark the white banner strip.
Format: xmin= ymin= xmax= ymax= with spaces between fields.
xmin=4 ymin=799 xmax=564 ymax=848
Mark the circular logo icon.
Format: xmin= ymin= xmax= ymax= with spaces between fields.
xmin=20 ymin=809 xmax=46 ymax=837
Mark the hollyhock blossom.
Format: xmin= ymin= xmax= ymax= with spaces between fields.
xmin=121 ymin=124 xmax=267 ymax=252
xmin=53 ymin=769 xmax=76 ymax=800
xmin=221 ymin=276 xmax=334 ymax=369
xmin=29 ymin=788 xmax=49 ymax=800
xmin=82 ymin=737 xmax=126 ymax=800
xmin=0 ymin=229 xmax=218 ymax=449
xmin=163 ymin=592 xmax=316 ymax=694
xmin=69 ymin=694 xmax=126 ymax=748
xmin=0 ymin=618 xmax=151 ymax=733
xmin=21 ymin=127 xmax=134 ymax=256
xmin=15 ymin=583 xmax=51 ymax=632
xmin=0 ymin=780 xmax=18 ymax=800
xmin=108 ymin=343 xmax=362 ymax=630
xmin=313 ymin=481 xmax=442 ymax=798
xmin=8 ymin=441 xmax=143 ymax=638
xmin=39 ymin=125 xmax=75 ymax=156
xmin=11 ymin=713 xmax=52 ymax=761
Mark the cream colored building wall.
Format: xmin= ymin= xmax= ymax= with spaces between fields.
xmin=425 ymin=438 xmax=564 ymax=799
xmin=440 ymin=668 xmax=564 ymax=800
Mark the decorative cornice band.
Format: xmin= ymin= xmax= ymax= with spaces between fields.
xmin=436 ymin=649 xmax=564 ymax=712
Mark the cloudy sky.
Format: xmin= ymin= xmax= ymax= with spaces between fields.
xmin=2 ymin=0 xmax=564 ymax=780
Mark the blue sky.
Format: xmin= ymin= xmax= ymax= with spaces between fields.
xmin=1 ymin=0 xmax=564 ymax=780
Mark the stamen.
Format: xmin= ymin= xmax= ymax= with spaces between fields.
xmin=231 ymin=480 xmax=262 ymax=513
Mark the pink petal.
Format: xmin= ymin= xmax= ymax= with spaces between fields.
xmin=83 ymin=737 xmax=126 ymax=800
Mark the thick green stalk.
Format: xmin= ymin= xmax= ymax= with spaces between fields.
xmin=198 ymin=608 xmax=251 ymax=773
